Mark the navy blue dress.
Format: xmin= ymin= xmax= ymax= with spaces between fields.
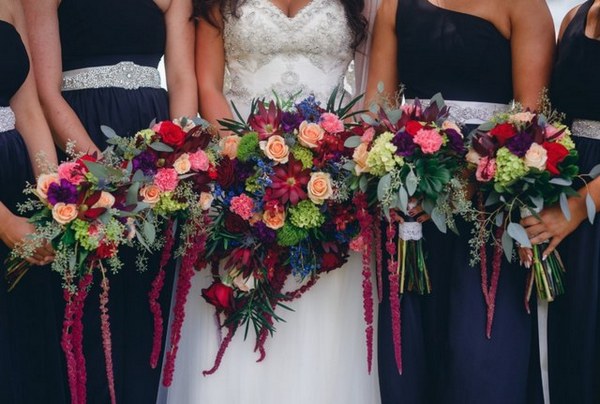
xmin=549 ymin=1 xmax=600 ymax=402
xmin=0 ymin=21 xmax=68 ymax=404
xmin=58 ymin=0 xmax=172 ymax=402
xmin=378 ymin=1 xmax=542 ymax=402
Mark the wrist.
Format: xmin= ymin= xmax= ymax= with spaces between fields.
xmin=569 ymin=194 xmax=587 ymax=225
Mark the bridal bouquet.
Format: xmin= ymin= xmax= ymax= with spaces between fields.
xmin=7 ymin=151 xmax=154 ymax=404
xmin=203 ymin=92 xmax=372 ymax=373
xmin=467 ymin=108 xmax=579 ymax=331
xmin=102 ymin=117 xmax=216 ymax=386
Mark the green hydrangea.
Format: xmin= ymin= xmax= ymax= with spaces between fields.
xmin=72 ymin=219 xmax=100 ymax=250
xmin=276 ymin=222 xmax=308 ymax=247
xmin=154 ymin=192 xmax=188 ymax=215
xmin=557 ymin=133 xmax=575 ymax=150
xmin=237 ymin=132 xmax=260 ymax=162
xmin=136 ymin=129 xmax=156 ymax=144
xmin=291 ymin=145 xmax=314 ymax=169
xmin=245 ymin=172 xmax=262 ymax=193
xmin=365 ymin=131 xmax=404 ymax=176
xmin=104 ymin=218 xmax=126 ymax=243
xmin=289 ymin=200 xmax=324 ymax=229
xmin=494 ymin=147 xmax=528 ymax=186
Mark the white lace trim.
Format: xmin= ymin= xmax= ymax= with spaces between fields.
xmin=0 ymin=106 xmax=16 ymax=133
xmin=398 ymin=222 xmax=423 ymax=241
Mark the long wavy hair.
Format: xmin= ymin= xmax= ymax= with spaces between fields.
xmin=194 ymin=0 xmax=367 ymax=49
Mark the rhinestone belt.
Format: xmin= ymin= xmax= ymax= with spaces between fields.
xmin=0 ymin=106 xmax=16 ymax=133
xmin=62 ymin=61 xmax=162 ymax=91
xmin=572 ymin=119 xmax=600 ymax=140
xmin=406 ymin=99 xmax=509 ymax=125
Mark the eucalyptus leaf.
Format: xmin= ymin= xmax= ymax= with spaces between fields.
xmin=101 ymin=125 xmax=117 ymax=139
xmin=83 ymin=161 xmax=111 ymax=179
xmin=586 ymin=193 xmax=596 ymax=224
xmin=377 ymin=174 xmax=392 ymax=201
xmin=360 ymin=114 xmax=377 ymax=126
xmin=399 ymin=187 xmax=409 ymax=214
xmin=430 ymin=93 xmax=445 ymax=109
xmin=431 ymin=207 xmax=447 ymax=233
xmin=386 ymin=109 xmax=403 ymax=125
xmin=342 ymin=161 xmax=356 ymax=172
xmin=501 ymin=229 xmax=514 ymax=262
xmin=530 ymin=195 xmax=544 ymax=211
xmin=422 ymin=199 xmax=434 ymax=215
xmin=148 ymin=142 xmax=174 ymax=152
xmin=495 ymin=211 xmax=505 ymax=228
xmin=406 ymin=170 xmax=418 ymax=196
xmin=549 ymin=177 xmax=573 ymax=186
xmin=132 ymin=169 xmax=146 ymax=183
xmin=126 ymin=182 xmax=141 ymax=206
xmin=143 ymin=221 xmax=156 ymax=245
xmin=559 ymin=192 xmax=571 ymax=221
xmin=485 ymin=192 xmax=500 ymax=207
xmin=477 ymin=122 xmax=496 ymax=132
xmin=344 ymin=136 xmax=363 ymax=148
xmin=359 ymin=176 xmax=368 ymax=193
xmin=588 ymin=164 xmax=600 ymax=179
xmin=507 ymin=222 xmax=531 ymax=248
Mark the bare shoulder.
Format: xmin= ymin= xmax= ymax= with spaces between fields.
xmin=558 ymin=4 xmax=583 ymax=40
xmin=504 ymin=0 xmax=553 ymax=21
xmin=0 ymin=0 xmax=16 ymax=23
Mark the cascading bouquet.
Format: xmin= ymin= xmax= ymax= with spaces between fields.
xmin=202 ymin=91 xmax=376 ymax=373
xmin=466 ymin=108 xmax=581 ymax=335
xmin=102 ymin=117 xmax=216 ymax=387
xmin=343 ymin=94 xmax=468 ymax=374
xmin=7 ymin=150 xmax=154 ymax=404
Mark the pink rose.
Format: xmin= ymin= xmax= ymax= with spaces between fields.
xmin=219 ymin=135 xmax=241 ymax=159
xmin=298 ymin=121 xmax=325 ymax=149
xmin=58 ymin=162 xmax=85 ymax=185
xmin=319 ymin=113 xmax=344 ymax=134
xmin=361 ymin=127 xmax=375 ymax=143
xmin=36 ymin=173 xmax=60 ymax=200
xmin=189 ymin=150 xmax=210 ymax=171
xmin=52 ymin=203 xmax=78 ymax=225
xmin=413 ymin=129 xmax=443 ymax=154
xmin=154 ymin=168 xmax=179 ymax=192
xmin=476 ymin=157 xmax=496 ymax=182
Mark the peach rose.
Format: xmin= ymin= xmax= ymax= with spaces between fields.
xmin=139 ymin=184 xmax=161 ymax=205
xmin=52 ymin=203 xmax=78 ymax=225
xmin=173 ymin=153 xmax=192 ymax=174
xmin=298 ymin=121 xmax=325 ymax=149
xmin=219 ymin=135 xmax=241 ymax=159
xmin=36 ymin=173 xmax=60 ymax=200
xmin=199 ymin=191 xmax=214 ymax=211
xmin=466 ymin=149 xmax=482 ymax=165
xmin=442 ymin=120 xmax=462 ymax=134
xmin=524 ymin=143 xmax=547 ymax=171
xmin=352 ymin=142 xmax=370 ymax=175
xmin=307 ymin=172 xmax=333 ymax=204
xmin=262 ymin=207 xmax=286 ymax=230
xmin=510 ymin=112 xmax=536 ymax=124
xmin=259 ymin=135 xmax=289 ymax=164
xmin=92 ymin=191 xmax=115 ymax=209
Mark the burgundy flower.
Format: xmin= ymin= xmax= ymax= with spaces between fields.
xmin=224 ymin=212 xmax=250 ymax=234
xmin=47 ymin=179 xmax=78 ymax=205
xmin=505 ymin=131 xmax=534 ymax=157
xmin=202 ymin=282 xmax=235 ymax=312
xmin=249 ymin=101 xmax=283 ymax=140
xmin=392 ymin=130 xmax=417 ymax=157
xmin=268 ymin=157 xmax=310 ymax=205
xmin=216 ymin=157 xmax=236 ymax=188
xmin=132 ymin=151 xmax=158 ymax=175
xmin=445 ymin=128 xmax=467 ymax=155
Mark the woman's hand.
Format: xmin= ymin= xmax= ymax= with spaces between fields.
xmin=0 ymin=214 xmax=54 ymax=266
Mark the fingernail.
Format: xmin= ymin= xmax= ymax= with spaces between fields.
xmin=542 ymin=254 xmax=547 ymax=261
xmin=519 ymin=260 xmax=523 ymax=266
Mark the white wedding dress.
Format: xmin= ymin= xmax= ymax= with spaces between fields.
xmin=159 ymin=1 xmax=380 ymax=403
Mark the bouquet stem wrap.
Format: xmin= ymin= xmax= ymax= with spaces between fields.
xmin=397 ymin=220 xmax=430 ymax=295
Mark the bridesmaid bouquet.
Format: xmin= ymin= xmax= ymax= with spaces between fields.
xmin=102 ymin=117 xmax=216 ymax=386
xmin=467 ymin=108 xmax=579 ymax=324
xmin=202 ymin=92 xmax=373 ymax=373
xmin=7 ymin=151 xmax=155 ymax=404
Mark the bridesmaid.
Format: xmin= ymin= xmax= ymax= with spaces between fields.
xmin=0 ymin=0 xmax=63 ymax=402
xmin=22 ymin=0 xmax=197 ymax=402
xmin=522 ymin=1 xmax=600 ymax=402
xmin=366 ymin=0 xmax=554 ymax=402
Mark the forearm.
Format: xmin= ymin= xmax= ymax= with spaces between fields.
xmin=15 ymin=108 xmax=58 ymax=177
xmin=168 ymin=75 xmax=199 ymax=119
xmin=199 ymin=87 xmax=233 ymax=134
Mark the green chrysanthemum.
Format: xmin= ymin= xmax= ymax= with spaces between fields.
xmin=276 ymin=222 xmax=308 ymax=247
xmin=365 ymin=131 xmax=404 ymax=176
xmin=236 ymin=132 xmax=260 ymax=162
xmin=291 ymin=145 xmax=314 ymax=169
xmin=289 ymin=200 xmax=324 ymax=229
xmin=154 ymin=192 xmax=188 ymax=215
xmin=494 ymin=147 xmax=528 ymax=186
xmin=245 ymin=172 xmax=262 ymax=193
xmin=72 ymin=219 xmax=101 ymax=250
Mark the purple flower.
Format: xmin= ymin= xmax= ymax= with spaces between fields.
xmin=47 ymin=179 xmax=78 ymax=205
xmin=252 ymin=221 xmax=276 ymax=244
xmin=281 ymin=111 xmax=303 ymax=133
xmin=132 ymin=151 xmax=158 ymax=175
xmin=506 ymin=131 xmax=534 ymax=157
xmin=445 ymin=129 xmax=467 ymax=155
xmin=392 ymin=130 xmax=416 ymax=157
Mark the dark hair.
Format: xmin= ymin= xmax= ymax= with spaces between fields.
xmin=194 ymin=0 xmax=367 ymax=49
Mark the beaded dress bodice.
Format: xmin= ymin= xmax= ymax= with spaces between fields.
xmin=223 ymin=0 xmax=353 ymax=113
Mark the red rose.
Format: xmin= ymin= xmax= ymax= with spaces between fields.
xmin=542 ymin=142 xmax=569 ymax=175
xmin=202 ymin=282 xmax=235 ymax=312
xmin=489 ymin=123 xmax=517 ymax=146
xmin=76 ymin=153 xmax=99 ymax=173
xmin=405 ymin=120 xmax=424 ymax=136
xmin=155 ymin=121 xmax=186 ymax=147
xmin=216 ymin=157 xmax=235 ymax=188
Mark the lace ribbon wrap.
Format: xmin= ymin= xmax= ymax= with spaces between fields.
xmin=398 ymin=222 xmax=423 ymax=241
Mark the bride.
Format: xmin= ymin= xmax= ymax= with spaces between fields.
xmin=159 ymin=0 xmax=381 ymax=403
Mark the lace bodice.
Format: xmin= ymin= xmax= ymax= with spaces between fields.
xmin=223 ymin=0 xmax=353 ymax=114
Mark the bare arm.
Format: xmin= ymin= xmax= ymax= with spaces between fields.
xmin=509 ymin=0 xmax=555 ymax=110
xmin=22 ymin=0 xmax=101 ymax=155
xmin=164 ymin=0 xmax=198 ymax=118
xmin=364 ymin=0 xmax=398 ymax=108
xmin=196 ymin=9 xmax=232 ymax=133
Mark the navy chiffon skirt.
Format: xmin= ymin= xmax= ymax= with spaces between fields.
xmin=548 ymin=136 xmax=600 ymax=404
xmin=62 ymin=84 xmax=173 ymax=403
xmin=0 ymin=129 xmax=68 ymax=404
